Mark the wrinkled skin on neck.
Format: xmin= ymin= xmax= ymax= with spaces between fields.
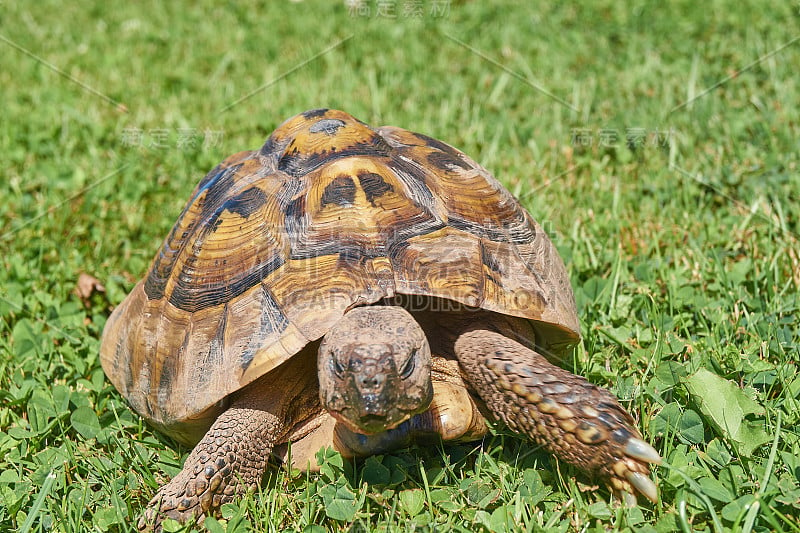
xmin=318 ymin=306 xmax=433 ymax=434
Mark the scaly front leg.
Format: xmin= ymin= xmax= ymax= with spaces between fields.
xmin=138 ymin=397 xmax=284 ymax=530
xmin=454 ymin=329 xmax=660 ymax=505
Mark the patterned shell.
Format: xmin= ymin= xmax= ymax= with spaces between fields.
xmin=100 ymin=109 xmax=579 ymax=437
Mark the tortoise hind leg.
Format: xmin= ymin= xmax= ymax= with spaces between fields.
xmin=453 ymin=328 xmax=661 ymax=505
xmin=138 ymin=396 xmax=284 ymax=530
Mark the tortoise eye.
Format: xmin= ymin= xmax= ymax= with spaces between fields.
xmin=332 ymin=358 xmax=346 ymax=378
xmin=400 ymin=350 xmax=417 ymax=379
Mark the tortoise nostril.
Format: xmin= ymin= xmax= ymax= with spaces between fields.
xmin=359 ymin=374 xmax=384 ymax=389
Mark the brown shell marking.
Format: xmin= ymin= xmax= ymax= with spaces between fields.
xmin=100 ymin=108 xmax=579 ymax=436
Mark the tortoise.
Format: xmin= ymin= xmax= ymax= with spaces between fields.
xmin=100 ymin=109 xmax=660 ymax=527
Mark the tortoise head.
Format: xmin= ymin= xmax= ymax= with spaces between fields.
xmin=318 ymin=306 xmax=433 ymax=435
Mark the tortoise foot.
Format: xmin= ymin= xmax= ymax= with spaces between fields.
xmin=137 ymin=466 xmax=239 ymax=531
xmin=613 ymin=438 xmax=661 ymax=505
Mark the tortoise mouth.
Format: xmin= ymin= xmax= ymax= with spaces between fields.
xmin=360 ymin=413 xmax=388 ymax=424
xmin=358 ymin=414 xmax=389 ymax=432
xmin=331 ymin=408 xmax=408 ymax=435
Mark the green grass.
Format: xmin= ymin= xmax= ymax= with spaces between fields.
xmin=2 ymin=0 xmax=799 ymax=531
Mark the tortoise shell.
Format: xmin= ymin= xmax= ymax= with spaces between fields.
xmin=100 ymin=109 xmax=579 ymax=441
